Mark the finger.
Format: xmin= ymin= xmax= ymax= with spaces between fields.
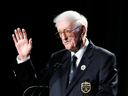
xmin=14 ymin=29 xmax=20 ymax=41
xmin=29 ymin=38 xmax=32 ymax=48
xmin=22 ymin=28 xmax=27 ymax=40
xmin=18 ymin=28 xmax=23 ymax=39
xmin=12 ymin=34 xmax=17 ymax=45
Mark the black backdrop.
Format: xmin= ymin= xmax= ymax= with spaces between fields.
xmin=0 ymin=0 xmax=127 ymax=96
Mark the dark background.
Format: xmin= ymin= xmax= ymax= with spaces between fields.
xmin=0 ymin=0 xmax=127 ymax=96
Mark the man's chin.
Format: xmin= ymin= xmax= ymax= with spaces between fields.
xmin=65 ymin=46 xmax=76 ymax=52
xmin=65 ymin=45 xmax=72 ymax=51
xmin=65 ymin=46 xmax=78 ymax=53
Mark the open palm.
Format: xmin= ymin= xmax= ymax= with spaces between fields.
xmin=12 ymin=28 xmax=32 ymax=60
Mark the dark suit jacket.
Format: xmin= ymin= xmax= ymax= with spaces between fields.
xmin=12 ymin=40 xmax=118 ymax=96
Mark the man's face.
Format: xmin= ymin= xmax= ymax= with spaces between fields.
xmin=57 ymin=20 xmax=82 ymax=52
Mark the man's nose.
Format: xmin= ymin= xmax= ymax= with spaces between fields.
xmin=61 ymin=32 xmax=68 ymax=40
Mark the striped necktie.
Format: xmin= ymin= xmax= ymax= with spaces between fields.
xmin=69 ymin=55 xmax=77 ymax=84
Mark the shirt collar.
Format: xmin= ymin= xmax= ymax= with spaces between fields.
xmin=71 ymin=38 xmax=89 ymax=66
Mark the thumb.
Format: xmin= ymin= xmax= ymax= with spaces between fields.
xmin=29 ymin=38 xmax=32 ymax=47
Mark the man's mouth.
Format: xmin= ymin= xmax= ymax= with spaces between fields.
xmin=64 ymin=41 xmax=70 ymax=45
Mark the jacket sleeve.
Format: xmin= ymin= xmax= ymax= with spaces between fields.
xmin=12 ymin=59 xmax=37 ymax=89
xmin=97 ymin=54 xmax=118 ymax=96
xmin=12 ymin=53 xmax=54 ymax=89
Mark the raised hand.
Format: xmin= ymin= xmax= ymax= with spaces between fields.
xmin=12 ymin=28 xmax=32 ymax=60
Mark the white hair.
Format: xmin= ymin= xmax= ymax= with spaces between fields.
xmin=53 ymin=10 xmax=88 ymax=36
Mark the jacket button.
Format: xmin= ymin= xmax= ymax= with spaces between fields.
xmin=13 ymin=70 xmax=16 ymax=77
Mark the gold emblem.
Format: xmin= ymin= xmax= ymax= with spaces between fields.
xmin=81 ymin=65 xmax=86 ymax=70
xmin=81 ymin=81 xmax=91 ymax=93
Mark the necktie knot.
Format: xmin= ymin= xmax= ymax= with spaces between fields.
xmin=72 ymin=55 xmax=77 ymax=67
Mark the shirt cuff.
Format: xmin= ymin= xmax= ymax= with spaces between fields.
xmin=16 ymin=55 xmax=30 ymax=64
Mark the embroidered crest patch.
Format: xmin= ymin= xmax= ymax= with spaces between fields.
xmin=81 ymin=81 xmax=91 ymax=93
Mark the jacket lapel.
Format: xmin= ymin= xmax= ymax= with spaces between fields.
xmin=64 ymin=41 xmax=95 ymax=96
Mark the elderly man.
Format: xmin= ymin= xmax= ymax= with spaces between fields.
xmin=12 ymin=11 xmax=118 ymax=96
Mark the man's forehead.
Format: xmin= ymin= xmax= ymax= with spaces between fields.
xmin=57 ymin=20 xmax=75 ymax=31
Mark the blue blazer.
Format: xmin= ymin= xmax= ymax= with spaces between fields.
xmin=12 ymin=40 xmax=118 ymax=96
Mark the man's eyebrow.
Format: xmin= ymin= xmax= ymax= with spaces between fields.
xmin=58 ymin=28 xmax=72 ymax=32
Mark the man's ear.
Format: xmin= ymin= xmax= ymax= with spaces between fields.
xmin=81 ymin=25 xmax=86 ymax=38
